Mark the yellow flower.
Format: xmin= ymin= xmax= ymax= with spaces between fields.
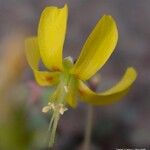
xmin=25 ymin=4 xmax=137 ymax=147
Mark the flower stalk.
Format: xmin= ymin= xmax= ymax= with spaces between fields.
xmin=83 ymin=105 xmax=94 ymax=150
xmin=83 ymin=75 xmax=99 ymax=150
xmin=48 ymin=110 xmax=60 ymax=147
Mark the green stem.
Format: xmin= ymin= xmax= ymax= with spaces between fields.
xmin=83 ymin=105 xmax=93 ymax=150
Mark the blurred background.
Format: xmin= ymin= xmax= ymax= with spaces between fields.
xmin=0 ymin=0 xmax=149 ymax=150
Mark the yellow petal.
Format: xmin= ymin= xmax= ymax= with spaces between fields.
xmin=38 ymin=5 xmax=68 ymax=71
xmin=25 ymin=37 xmax=40 ymax=70
xmin=78 ymin=67 xmax=137 ymax=105
xmin=71 ymin=15 xmax=118 ymax=80
xmin=66 ymin=76 xmax=78 ymax=108
xmin=25 ymin=37 xmax=60 ymax=86
xmin=66 ymin=91 xmax=77 ymax=108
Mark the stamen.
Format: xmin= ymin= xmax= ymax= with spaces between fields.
xmin=48 ymin=102 xmax=55 ymax=109
xmin=48 ymin=111 xmax=60 ymax=147
xmin=43 ymin=102 xmax=68 ymax=115
xmin=43 ymin=102 xmax=68 ymax=147
xmin=59 ymin=104 xmax=68 ymax=115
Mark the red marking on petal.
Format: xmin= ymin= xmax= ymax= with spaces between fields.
xmin=52 ymin=66 xmax=61 ymax=71
xmin=46 ymin=76 xmax=53 ymax=82
xmin=79 ymin=88 xmax=85 ymax=96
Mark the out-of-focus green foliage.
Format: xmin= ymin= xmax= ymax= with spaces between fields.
xmin=0 ymin=105 xmax=34 ymax=150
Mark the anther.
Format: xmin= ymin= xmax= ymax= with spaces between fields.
xmin=42 ymin=106 xmax=50 ymax=113
xmin=59 ymin=104 xmax=68 ymax=115
xmin=42 ymin=103 xmax=68 ymax=115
